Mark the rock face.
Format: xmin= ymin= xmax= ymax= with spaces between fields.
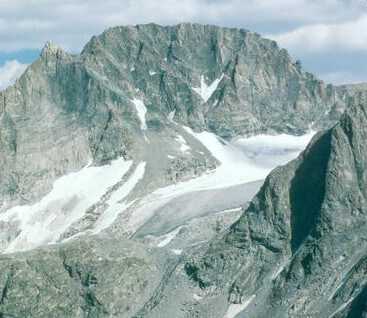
xmin=0 ymin=23 xmax=364 ymax=318
xmin=183 ymin=92 xmax=367 ymax=317
xmin=0 ymin=23 xmax=347 ymax=209
xmin=1 ymin=94 xmax=365 ymax=318
xmin=0 ymin=235 xmax=170 ymax=318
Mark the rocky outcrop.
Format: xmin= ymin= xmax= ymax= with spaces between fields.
xmin=0 ymin=235 xmax=172 ymax=318
xmin=184 ymin=92 xmax=367 ymax=317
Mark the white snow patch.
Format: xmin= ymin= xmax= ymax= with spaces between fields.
xmin=215 ymin=207 xmax=242 ymax=216
xmin=224 ymin=295 xmax=256 ymax=318
xmin=167 ymin=155 xmax=175 ymax=159
xmin=92 ymin=162 xmax=146 ymax=233
xmin=132 ymin=98 xmax=148 ymax=130
xmin=328 ymin=297 xmax=355 ymax=318
xmin=193 ymin=293 xmax=203 ymax=301
xmin=172 ymin=249 xmax=182 ymax=255
xmin=157 ymin=226 xmax=182 ymax=247
xmin=232 ymin=132 xmax=315 ymax=169
xmin=149 ymin=70 xmax=156 ymax=76
xmin=192 ymin=74 xmax=224 ymax=103
xmin=176 ymin=135 xmax=190 ymax=153
xmin=272 ymin=262 xmax=288 ymax=280
xmin=168 ymin=110 xmax=176 ymax=122
xmin=0 ymin=158 xmax=133 ymax=253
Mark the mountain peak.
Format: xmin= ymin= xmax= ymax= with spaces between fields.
xmin=0 ymin=23 xmax=363 ymax=318
xmin=40 ymin=40 xmax=66 ymax=58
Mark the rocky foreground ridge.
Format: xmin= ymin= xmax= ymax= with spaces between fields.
xmin=180 ymin=92 xmax=367 ymax=317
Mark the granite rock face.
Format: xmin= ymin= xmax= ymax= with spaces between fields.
xmin=183 ymin=93 xmax=367 ymax=317
xmin=0 ymin=23 xmax=363 ymax=318
xmin=0 ymin=236 xmax=170 ymax=318
xmin=0 ymin=23 xmax=348 ymax=209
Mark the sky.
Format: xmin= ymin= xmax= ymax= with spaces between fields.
xmin=1 ymin=0 xmax=367 ymax=90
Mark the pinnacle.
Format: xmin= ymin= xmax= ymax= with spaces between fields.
xmin=40 ymin=40 xmax=65 ymax=57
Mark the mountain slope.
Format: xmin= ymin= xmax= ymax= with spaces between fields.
xmin=0 ymin=23 xmax=361 ymax=318
xmin=180 ymin=92 xmax=367 ymax=317
xmin=0 ymin=86 xmax=364 ymax=318
xmin=0 ymin=23 xmax=347 ymax=209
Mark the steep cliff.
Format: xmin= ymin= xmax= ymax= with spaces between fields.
xmin=184 ymin=92 xmax=367 ymax=317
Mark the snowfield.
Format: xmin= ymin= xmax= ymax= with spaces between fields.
xmin=125 ymin=127 xmax=314 ymax=234
xmin=92 ymin=162 xmax=146 ymax=233
xmin=0 ymin=158 xmax=133 ymax=253
xmin=0 ymin=125 xmax=315 ymax=253
xmin=233 ymin=132 xmax=315 ymax=168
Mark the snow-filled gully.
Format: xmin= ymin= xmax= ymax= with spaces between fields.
xmin=192 ymin=74 xmax=224 ymax=103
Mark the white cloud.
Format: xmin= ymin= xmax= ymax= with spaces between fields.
xmin=320 ymin=71 xmax=367 ymax=85
xmin=0 ymin=0 xmax=365 ymax=52
xmin=0 ymin=1 xmax=366 ymax=84
xmin=268 ymin=14 xmax=367 ymax=54
xmin=0 ymin=60 xmax=28 ymax=91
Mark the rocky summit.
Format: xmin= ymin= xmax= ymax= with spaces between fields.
xmin=0 ymin=23 xmax=364 ymax=317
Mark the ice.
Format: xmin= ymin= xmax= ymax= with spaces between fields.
xmin=157 ymin=226 xmax=182 ymax=247
xmin=1 ymin=158 xmax=133 ymax=253
xmin=192 ymin=74 xmax=224 ymax=103
xmin=132 ymin=98 xmax=148 ymax=130
xmin=224 ymin=295 xmax=256 ymax=318
xmin=193 ymin=294 xmax=203 ymax=301
xmin=232 ymin=132 xmax=315 ymax=168
xmin=183 ymin=127 xmax=269 ymax=187
xmin=92 ymin=162 xmax=146 ymax=233
xmin=176 ymin=135 xmax=190 ymax=153
xmin=149 ymin=70 xmax=156 ymax=76
xmin=126 ymin=127 xmax=313 ymax=234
